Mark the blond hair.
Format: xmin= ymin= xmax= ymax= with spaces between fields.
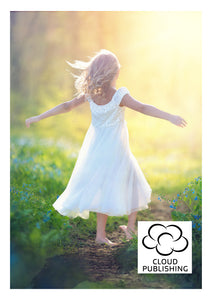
xmin=66 ymin=49 xmax=121 ymax=98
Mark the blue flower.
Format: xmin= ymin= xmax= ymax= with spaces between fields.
xmin=173 ymin=199 xmax=178 ymax=203
xmin=169 ymin=205 xmax=174 ymax=208
xmin=197 ymin=223 xmax=202 ymax=230
xmin=194 ymin=196 xmax=198 ymax=201
xmin=177 ymin=194 xmax=180 ymax=197
xmin=43 ymin=216 xmax=50 ymax=222
xmin=192 ymin=223 xmax=196 ymax=228
xmin=193 ymin=215 xmax=201 ymax=220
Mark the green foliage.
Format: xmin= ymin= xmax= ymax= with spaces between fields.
xmin=114 ymin=235 xmax=138 ymax=272
xmin=10 ymin=136 xmax=78 ymax=259
xmin=158 ymin=176 xmax=202 ymax=288
xmin=10 ymin=135 xmax=202 ymax=288
xmin=115 ymin=177 xmax=202 ymax=288
xmin=74 ymin=280 xmax=118 ymax=289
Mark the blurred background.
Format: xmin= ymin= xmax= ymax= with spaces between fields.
xmin=10 ymin=10 xmax=202 ymax=289
xmin=11 ymin=11 xmax=201 ymax=192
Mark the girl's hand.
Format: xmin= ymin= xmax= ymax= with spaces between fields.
xmin=25 ymin=116 xmax=40 ymax=128
xmin=169 ymin=115 xmax=187 ymax=128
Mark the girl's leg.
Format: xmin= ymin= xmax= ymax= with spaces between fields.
xmin=128 ymin=211 xmax=137 ymax=232
xmin=95 ymin=212 xmax=118 ymax=245
xmin=119 ymin=211 xmax=137 ymax=239
xmin=96 ymin=212 xmax=108 ymax=240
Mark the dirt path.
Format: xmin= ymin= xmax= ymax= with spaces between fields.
xmin=31 ymin=228 xmax=172 ymax=289
xmin=77 ymin=194 xmax=173 ymax=287
xmin=31 ymin=193 xmax=175 ymax=289
xmin=148 ymin=193 xmax=173 ymax=221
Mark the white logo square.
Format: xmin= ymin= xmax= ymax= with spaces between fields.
xmin=137 ymin=221 xmax=192 ymax=274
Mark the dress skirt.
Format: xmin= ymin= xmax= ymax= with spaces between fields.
xmin=53 ymin=120 xmax=152 ymax=219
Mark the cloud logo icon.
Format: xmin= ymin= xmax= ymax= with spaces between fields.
xmin=142 ymin=224 xmax=189 ymax=256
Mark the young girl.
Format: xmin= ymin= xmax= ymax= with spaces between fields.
xmin=25 ymin=49 xmax=187 ymax=246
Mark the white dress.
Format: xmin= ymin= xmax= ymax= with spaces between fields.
xmin=52 ymin=87 xmax=152 ymax=219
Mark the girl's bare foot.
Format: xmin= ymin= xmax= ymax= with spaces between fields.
xmin=95 ymin=237 xmax=118 ymax=246
xmin=119 ymin=225 xmax=136 ymax=240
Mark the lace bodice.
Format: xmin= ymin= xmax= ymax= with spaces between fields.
xmin=86 ymin=87 xmax=129 ymax=128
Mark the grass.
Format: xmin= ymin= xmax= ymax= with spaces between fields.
xmin=10 ymin=133 xmax=201 ymax=288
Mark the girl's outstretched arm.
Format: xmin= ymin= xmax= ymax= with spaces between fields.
xmin=120 ymin=94 xmax=187 ymax=128
xmin=25 ymin=94 xmax=86 ymax=128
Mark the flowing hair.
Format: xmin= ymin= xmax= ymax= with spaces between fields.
xmin=66 ymin=49 xmax=121 ymax=98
